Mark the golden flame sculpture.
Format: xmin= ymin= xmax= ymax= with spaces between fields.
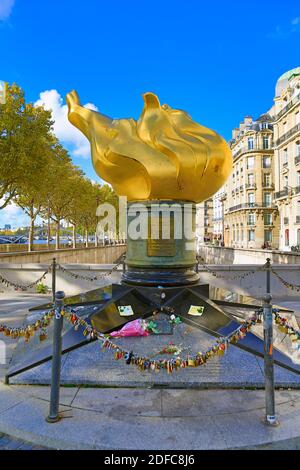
xmin=66 ymin=91 xmax=232 ymax=202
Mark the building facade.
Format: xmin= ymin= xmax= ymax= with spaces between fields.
xmin=222 ymin=115 xmax=279 ymax=249
xmin=196 ymin=198 xmax=213 ymax=244
xmin=272 ymin=67 xmax=300 ymax=250
xmin=212 ymin=188 xmax=226 ymax=245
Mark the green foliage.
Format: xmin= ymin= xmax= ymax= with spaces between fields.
xmin=36 ymin=283 xmax=49 ymax=294
xmin=0 ymin=82 xmax=119 ymax=246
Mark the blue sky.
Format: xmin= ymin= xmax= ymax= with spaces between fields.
xmin=0 ymin=0 xmax=300 ymax=227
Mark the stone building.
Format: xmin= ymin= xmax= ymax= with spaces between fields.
xmin=222 ymin=115 xmax=279 ymax=249
xmin=272 ymin=67 xmax=300 ymax=250
xmin=196 ymin=198 xmax=213 ymax=244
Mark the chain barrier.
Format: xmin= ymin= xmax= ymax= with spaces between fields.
xmin=196 ymin=254 xmax=300 ymax=292
xmin=0 ymin=309 xmax=55 ymax=341
xmin=0 ymin=254 xmax=126 ymax=290
xmin=256 ymin=306 xmax=300 ymax=346
xmin=62 ymin=309 xmax=261 ymax=373
xmin=196 ymin=254 xmax=268 ymax=281
xmin=270 ymin=267 xmax=300 ymax=292
xmin=56 ymin=255 xmax=125 ymax=283
xmin=0 ymin=267 xmax=51 ymax=291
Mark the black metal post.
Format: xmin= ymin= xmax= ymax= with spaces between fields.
xmin=266 ymin=257 xmax=271 ymax=295
xmin=263 ymin=257 xmax=279 ymax=426
xmin=52 ymin=257 xmax=56 ymax=303
xmin=46 ymin=291 xmax=65 ymax=423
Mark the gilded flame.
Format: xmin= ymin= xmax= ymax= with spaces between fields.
xmin=66 ymin=91 xmax=232 ymax=202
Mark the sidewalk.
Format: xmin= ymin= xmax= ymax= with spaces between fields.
xmin=1 ymin=384 xmax=300 ymax=449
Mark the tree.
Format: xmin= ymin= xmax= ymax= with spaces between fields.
xmin=0 ymin=84 xmax=53 ymax=210
xmin=13 ymin=108 xmax=56 ymax=251
xmin=45 ymin=146 xmax=84 ymax=249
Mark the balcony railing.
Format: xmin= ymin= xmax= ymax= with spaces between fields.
xmin=274 ymin=188 xmax=290 ymax=199
xmin=232 ymin=144 xmax=273 ymax=160
xmin=262 ymin=182 xmax=274 ymax=189
xmin=276 ymin=123 xmax=300 ymax=146
xmin=275 ymin=93 xmax=300 ymax=121
xmin=275 ymin=186 xmax=300 ymax=199
xmin=246 ymin=182 xmax=256 ymax=189
xmin=228 ymin=202 xmax=277 ymax=213
xmin=294 ymin=186 xmax=300 ymax=195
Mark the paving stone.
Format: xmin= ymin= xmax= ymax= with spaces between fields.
xmin=71 ymin=387 xmax=162 ymax=416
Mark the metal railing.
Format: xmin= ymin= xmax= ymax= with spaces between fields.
xmin=276 ymin=123 xmax=300 ymax=146
xmin=262 ymin=182 xmax=274 ymax=189
xmin=294 ymin=186 xmax=300 ymax=195
xmin=233 ymin=144 xmax=274 ymax=160
xmin=275 ymin=93 xmax=300 ymax=121
xmin=274 ymin=188 xmax=290 ymax=199
xmin=246 ymin=182 xmax=256 ymax=189
xmin=228 ymin=203 xmax=277 ymax=213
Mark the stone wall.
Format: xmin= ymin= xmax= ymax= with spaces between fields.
xmin=197 ymin=264 xmax=300 ymax=300
xmin=198 ymin=244 xmax=300 ymax=265
xmin=0 ymin=244 xmax=126 ymax=265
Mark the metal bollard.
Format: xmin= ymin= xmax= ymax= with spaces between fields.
xmin=46 ymin=291 xmax=65 ymax=423
xmin=52 ymin=258 xmax=57 ymax=303
xmin=262 ymin=292 xmax=279 ymax=426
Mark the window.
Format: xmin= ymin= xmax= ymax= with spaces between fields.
xmin=296 ymin=141 xmax=300 ymax=157
xmin=283 ymin=148 xmax=288 ymax=164
xmin=264 ymin=213 xmax=272 ymax=225
xmin=263 ymin=136 xmax=269 ymax=149
xmin=297 ymin=172 xmax=300 ymax=187
xmin=285 ymin=229 xmax=289 ymax=247
xmin=283 ymin=121 xmax=287 ymax=134
xmin=263 ymin=192 xmax=272 ymax=207
xmin=264 ymin=230 xmax=272 ymax=243
xmin=248 ymin=192 xmax=255 ymax=206
xmin=296 ymin=112 xmax=300 ymax=126
xmin=247 ymin=156 xmax=255 ymax=169
xmin=248 ymin=173 xmax=254 ymax=185
xmin=248 ymin=229 xmax=255 ymax=242
xmin=248 ymin=213 xmax=255 ymax=225
xmin=248 ymin=137 xmax=254 ymax=150
xmin=262 ymin=156 xmax=271 ymax=168
xmin=263 ymin=173 xmax=271 ymax=187
xmin=284 ymin=175 xmax=288 ymax=188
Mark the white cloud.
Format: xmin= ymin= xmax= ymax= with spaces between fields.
xmin=0 ymin=0 xmax=15 ymax=20
xmin=0 ymin=201 xmax=28 ymax=229
xmin=35 ymin=89 xmax=98 ymax=159
xmin=268 ymin=16 xmax=300 ymax=38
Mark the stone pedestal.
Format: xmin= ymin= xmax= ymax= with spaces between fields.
xmin=122 ymin=200 xmax=199 ymax=286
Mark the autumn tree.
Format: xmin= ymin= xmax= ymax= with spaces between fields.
xmin=0 ymin=84 xmax=53 ymax=210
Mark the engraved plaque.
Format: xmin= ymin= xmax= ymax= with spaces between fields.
xmin=147 ymin=214 xmax=176 ymax=257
